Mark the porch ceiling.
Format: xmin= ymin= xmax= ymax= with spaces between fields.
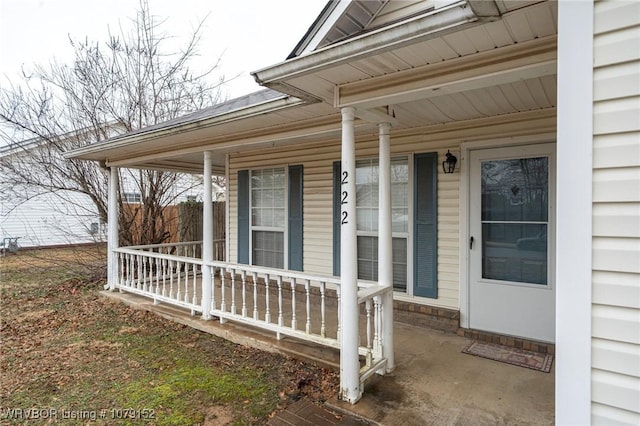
xmin=67 ymin=0 xmax=557 ymax=174
xmin=257 ymin=0 xmax=557 ymax=115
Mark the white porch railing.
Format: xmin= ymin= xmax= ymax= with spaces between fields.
xmin=113 ymin=242 xmax=390 ymax=382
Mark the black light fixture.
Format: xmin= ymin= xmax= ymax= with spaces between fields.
xmin=443 ymin=150 xmax=457 ymax=174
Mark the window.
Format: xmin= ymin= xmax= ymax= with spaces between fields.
xmin=355 ymin=157 xmax=409 ymax=291
xmin=251 ymin=168 xmax=286 ymax=268
xmin=124 ymin=192 xmax=142 ymax=203
xmin=334 ymin=152 xmax=438 ymax=298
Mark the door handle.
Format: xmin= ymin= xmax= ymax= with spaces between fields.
xmin=470 ymin=236 xmax=474 ymax=250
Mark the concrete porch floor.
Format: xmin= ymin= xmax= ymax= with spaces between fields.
xmin=101 ymin=290 xmax=554 ymax=425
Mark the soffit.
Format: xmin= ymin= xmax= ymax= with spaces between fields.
xmin=279 ymin=0 xmax=557 ymax=106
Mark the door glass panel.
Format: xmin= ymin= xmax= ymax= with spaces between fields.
xmin=482 ymin=223 xmax=547 ymax=284
xmin=481 ymin=157 xmax=549 ymax=285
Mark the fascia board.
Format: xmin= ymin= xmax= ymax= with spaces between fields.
xmin=290 ymin=0 xmax=348 ymax=58
xmin=252 ymin=0 xmax=481 ymax=86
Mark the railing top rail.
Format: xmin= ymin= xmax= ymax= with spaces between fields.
xmin=114 ymin=247 xmax=204 ymax=264
xmin=204 ymin=260 xmax=342 ymax=286
xmin=124 ymin=241 xmax=204 ymax=250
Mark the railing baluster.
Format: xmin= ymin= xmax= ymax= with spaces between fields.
xmin=117 ymin=252 xmax=123 ymax=287
xmin=290 ymin=278 xmax=297 ymax=331
xmin=252 ymin=272 xmax=258 ymax=320
xmin=176 ymin=261 xmax=182 ymax=302
xmin=230 ymin=269 xmax=236 ymax=315
xmin=128 ymin=254 xmax=133 ymax=288
xmin=374 ymin=296 xmax=382 ymax=358
xmin=265 ymin=274 xmax=271 ymax=324
xmin=154 ymin=257 xmax=160 ymax=297
xmin=136 ymin=254 xmax=142 ymax=290
xmin=277 ymin=276 xmax=283 ymax=340
xmin=169 ymin=260 xmax=174 ymax=299
xmin=184 ymin=260 xmax=190 ymax=304
xmin=320 ymin=281 xmax=326 ymax=338
xmin=161 ymin=258 xmax=167 ymax=297
xmin=211 ymin=267 xmax=224 ymax=311
xmin=366 ymin=299 xmax=373 ymax=367
xmin=144 ymin=256 xmax=149 ymax=292
xmin=305 ymin=279 xmax=311 ymax=334
xmin=192 ymin=262 xmax=198 ymax=307
xmin=211 ymin=265 xmax=217 ymax=311
xmin=220 ymin=267 xmax=227 ymax=313
xmin=241 ymin=271 xmax=247 ymax=317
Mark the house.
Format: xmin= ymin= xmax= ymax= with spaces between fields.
xmin=0 ymin=135 xmax=220 ymax=249
xmin=0 ymin=138 xmax=104 ymax=247
xmin=66 ymin=0 xmax=640 ymax=423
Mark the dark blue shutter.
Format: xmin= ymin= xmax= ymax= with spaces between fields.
xmin=414 ymin=153 xmax=438 ymax=298
xmin=288 ymin=165 xmax=303 ymax=271
xmin=332 ymin=161 xmax=341 ymax=276
xmin=237 ymin=170 xmax=249 ymax=264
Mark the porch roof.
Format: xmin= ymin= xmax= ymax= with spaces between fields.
xmin=65 ymin=0 xmax=557 ymax=174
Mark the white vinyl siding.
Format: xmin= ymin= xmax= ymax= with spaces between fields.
xmin=592 ymin=0 xmax=640 ymax=422
xmin=0 ymin=190 xmax=102 ymax=247
xmin=229 ymin=111 xmax=555 ymax=309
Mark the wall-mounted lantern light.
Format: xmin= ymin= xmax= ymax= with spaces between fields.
xmin=443 ymin=150 xmax=457 ymax=174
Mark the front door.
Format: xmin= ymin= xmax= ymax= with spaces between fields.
xmin=469 ymin=144 xmax=555 ymax=342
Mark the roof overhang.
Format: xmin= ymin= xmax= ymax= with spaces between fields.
xmin=65 ymin=0 xmax=557 ymax=174
xmin=252 ymin=0 xmax=493 ymax=98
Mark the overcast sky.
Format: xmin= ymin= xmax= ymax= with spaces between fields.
xmin=0 ymin=0 xmax=327 ymax=99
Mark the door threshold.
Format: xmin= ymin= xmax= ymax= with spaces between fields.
xmin=457 ymin=328 xmax=555 ymax=355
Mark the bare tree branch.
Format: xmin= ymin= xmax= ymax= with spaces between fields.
xmin=0 ymin=0 xmax=227 ymax=276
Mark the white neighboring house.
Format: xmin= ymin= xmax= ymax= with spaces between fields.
xmin=0 ymin=138 xmax=104 ymax=248
xmin=0 ymin=138 xmax=220 ymax=249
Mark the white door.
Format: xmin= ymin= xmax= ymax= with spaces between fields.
xmin=469 ymin=144 xmax=555 ymax=342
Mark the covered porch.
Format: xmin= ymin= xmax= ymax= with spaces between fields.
xmin=103 ymin=280 xmax=554 ymax=424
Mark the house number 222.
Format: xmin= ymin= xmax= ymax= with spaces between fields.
xmin=341 ymin=171 xmax=349 ymax=225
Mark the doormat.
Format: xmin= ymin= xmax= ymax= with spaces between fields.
xmin=462 ymin=341 xmax=554 ymax=373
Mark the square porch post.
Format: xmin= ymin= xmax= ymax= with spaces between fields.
xmin=201 ymin=151 xmax=214 ymax=319
xmin=107 ymin=166 xmax=119 ymax=291
xmin=339 ymin=106 xmax=362 ymax=404
xmin=378 ymin=122 xmax=395 ymax=372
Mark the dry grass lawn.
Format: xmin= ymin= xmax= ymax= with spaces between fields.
xmin=0 ymin=248 xmax=338 ymax=425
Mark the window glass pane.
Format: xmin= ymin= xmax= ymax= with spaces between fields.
xmin=252 ymin=230 xmax=284 ymax=268
xmin=392 ymin=237 xmax=407 ymax=292
xmin=357 ymin=236 xmax=377 ymax=281
xmin=357 ymin=236 xmax=407 ymax=290
xmin=481 ymin=158 xmax=548 ymax=222
xmin=274 ymin=208 xmax=285 ymax=228
xmin=482 ymin=223 xmax=547 ymax=285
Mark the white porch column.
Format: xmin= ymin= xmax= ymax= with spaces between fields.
xmin=378 ymin=122 xmax=395 ymax=372
xmin=107 ymin=166 xmax=119 ymax=291
xmin=556 ymin=1 xmax=593 ymax=423
xmin=339 ymin=106 xmax=361 ymax=404
xmin=201 ymin=151 xmax=214 ymax=319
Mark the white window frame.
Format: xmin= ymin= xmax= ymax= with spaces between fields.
xmin=123 ymin=192 xmax=142 ymax=204
xmin=355 ymin=155 xmax=411 ymax=292
xmin=249 ymin=166 xmax=288 ymax=269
